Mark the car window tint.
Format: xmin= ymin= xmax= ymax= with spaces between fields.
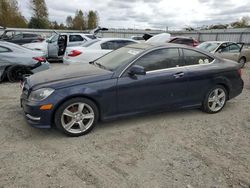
xmin=0 ymin=46 xmax=10 ymax=53
xmin=229 ymin=44 xmax=240 ymax=52
xmin=220 ymin=43 xmax=230 ymax=52
xmin=12 ymin=34 xmax=23 ymax=40
xmin=69 ymin=35 xmax=84 ymax=42
xmin=183 ymin=49 xmax=214 ymax=65
xmin=172 ymin=38 xmax=192 ymax=45
xmin=101 ymin=41 xmax=116 ymax=50
xmin=135 ymin=48 xmax=181 ymax=72
xmin=23 ymin=33 xmax=36 ymax=38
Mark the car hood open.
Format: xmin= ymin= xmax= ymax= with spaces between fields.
xmin=27 ymin=64 xmax=113 ymax=90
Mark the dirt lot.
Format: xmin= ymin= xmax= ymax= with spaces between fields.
xmin=0 ymin=63 xmax=250 ymax=188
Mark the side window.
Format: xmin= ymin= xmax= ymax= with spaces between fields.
xmin=183 ymin=49 xmax=214 ymax=66
xmin=219 ymin=43 xmax=230 ymax=52
xmin=0 ymin=46 xmax=10 ymax=53
xmin=171 ymin=38 xmax=192 ymax=45
xmin=101 ymin=41 xmax=135 ymax=50
xmin=135 ymin=48 xmax=181 ymax=72
xmin=229 ymin=44 xmax=240 ymax=53
xmin=23 ymin=34 xmax=34 ymax=38
xmin=12 ymin=34 xmax=23 ymax=40
xmin=69 ymin=35 xmax=84 ymax=42
xmin=101 ymin=41 xmax=116 ymax=50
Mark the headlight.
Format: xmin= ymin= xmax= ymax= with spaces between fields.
xmin=29 ymin=88 xmax=54 ymax=101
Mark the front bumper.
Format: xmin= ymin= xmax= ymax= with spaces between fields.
xmin=21 ymin=97 xmax=52 ymax=128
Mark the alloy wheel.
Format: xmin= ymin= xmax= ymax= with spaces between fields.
xmin=61 ymin=102 xmax=95 ymax=134
xmin=207 ymin=88 xmax=226 ymax=112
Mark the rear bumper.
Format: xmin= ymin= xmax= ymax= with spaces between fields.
xmin=229 ymin=79 xmax=244 ymax=100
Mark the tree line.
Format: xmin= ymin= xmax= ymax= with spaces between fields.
xmin=185 ymin=17 xmax=250 ymax=31
xmin=0 ymin=0 xmax=99 ymax=30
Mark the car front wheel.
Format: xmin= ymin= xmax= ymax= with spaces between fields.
xmin=202 ymin=85 xmax=227 ymax=113
xmin=55 ymin=98 xmax=99 ymax=136
xmin=238 ymin=57 xmax=246 ymax=68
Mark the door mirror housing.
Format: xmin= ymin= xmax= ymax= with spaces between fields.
xmin=217 ymin=49 xmax=222 ymax=53
xmin=128 ymin=65 xmax=146 ymax=76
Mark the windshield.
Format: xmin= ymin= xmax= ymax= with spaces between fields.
xmin=197 ymin=42 xmax=220 ymax=52
xmin=94 ymin=47 xmax=143 ymax=71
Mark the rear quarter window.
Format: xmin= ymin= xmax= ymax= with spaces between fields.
xmin=183 ymin=49 xmax=214 ymax=66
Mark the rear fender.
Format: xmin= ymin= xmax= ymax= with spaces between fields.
xmin=211 ymin=76 xmax=232 ymax=96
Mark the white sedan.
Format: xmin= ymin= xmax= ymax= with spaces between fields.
xmin=63 ymin=38 xmax=138 ymax=65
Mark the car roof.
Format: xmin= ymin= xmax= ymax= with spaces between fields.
xmin=98 ymin=38 xmax=137 ymax=42
xmin=126 ymin=43 xmax=217 ymax=58
xmin=202 ymin=41 xmax=232 ymax=44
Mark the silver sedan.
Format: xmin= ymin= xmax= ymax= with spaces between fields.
xmin=0 ymin=41 xmax=50 ymax=82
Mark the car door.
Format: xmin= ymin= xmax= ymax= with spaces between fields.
xmin=116 ymin=47 xmax=189 ymax=114
xmin=182 ymin=48 xmax=215 ymax=105
xmin=216 ymin=43 xmax=240 ymax=61
xmin=68 ymin=34 xmax=86 ymax=47
xmin=47 ymin=34 xmax=59 ymax=58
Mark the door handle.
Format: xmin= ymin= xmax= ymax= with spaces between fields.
xmin=174 ymin=72 xmax=184 ymax=78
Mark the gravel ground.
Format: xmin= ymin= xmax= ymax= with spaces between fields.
xmin=0 ymin=63 xmax=250 ymax=188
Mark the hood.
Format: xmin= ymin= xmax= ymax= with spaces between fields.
xmin=28 ymin=64 xmax=113 ymax=90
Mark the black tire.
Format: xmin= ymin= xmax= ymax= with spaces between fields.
xmin=54 ymin=97 xmax=99 ymax=137
xmin=238 ymin=57 xmax=246 ymax=68
xmin=6 ymin=65 xmax=31 ymax=82
xmin=202 ymin=85 xmax=228 ymax=114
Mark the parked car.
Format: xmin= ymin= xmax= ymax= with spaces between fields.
xmin=0 ymin=31 xmax=44 ymax=45
xmin=63 ymin=38 xmax=138 ymax=64
xmin=23 ymin=33 xmax=96 ymax=60
xmin=20 ymin=43 xmax=243 ymax=136
xmin=169 ymin=36 xmax=199 ymax=47
xmin=197 ymin=41 xmax=250 ymax=67
xmin=0 ymin=41 xmax=50 ymax=82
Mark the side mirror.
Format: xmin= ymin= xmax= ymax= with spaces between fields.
xmin=217 ymin=49 xmax=222 ymax=53
xmin=128 ymin=65 xmax=146 ymax=76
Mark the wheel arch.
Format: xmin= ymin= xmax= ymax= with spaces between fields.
xmin=239 ymin=56 xmax=246 ymax=62
xmin=211 ymin=77 xmax=231 ymax=100
xmin=51 ymin=94 xmax=101 ymax=126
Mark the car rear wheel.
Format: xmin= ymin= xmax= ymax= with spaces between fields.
xmin=7 ymin=65 xmax=31 ymax=82
xmin=55 ymin=98 xmax=98 ymax=136
xmin=238 ymin=57 xmax=246 ymax=68
xmin=202 ymin=85 xmax=227 ymax=113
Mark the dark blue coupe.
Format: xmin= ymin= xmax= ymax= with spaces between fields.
xmin=21 ymin=43 xmax=244 ymax=136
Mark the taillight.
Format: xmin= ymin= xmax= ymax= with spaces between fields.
xmin=33 ymin=57 xmax=46 ymax=62
xmin=193 ymin=40 xmax=199 ymax=47
xmin=68 ymin=50 xmax=82 ymax=57
xmin=237 ymin=69 xmax=242 ymax=77
xmin=37 ymin=37 xmax=44 ymax=41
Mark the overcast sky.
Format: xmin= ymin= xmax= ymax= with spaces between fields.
xmin=18 ymin=0 xmax=250 ymax=30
